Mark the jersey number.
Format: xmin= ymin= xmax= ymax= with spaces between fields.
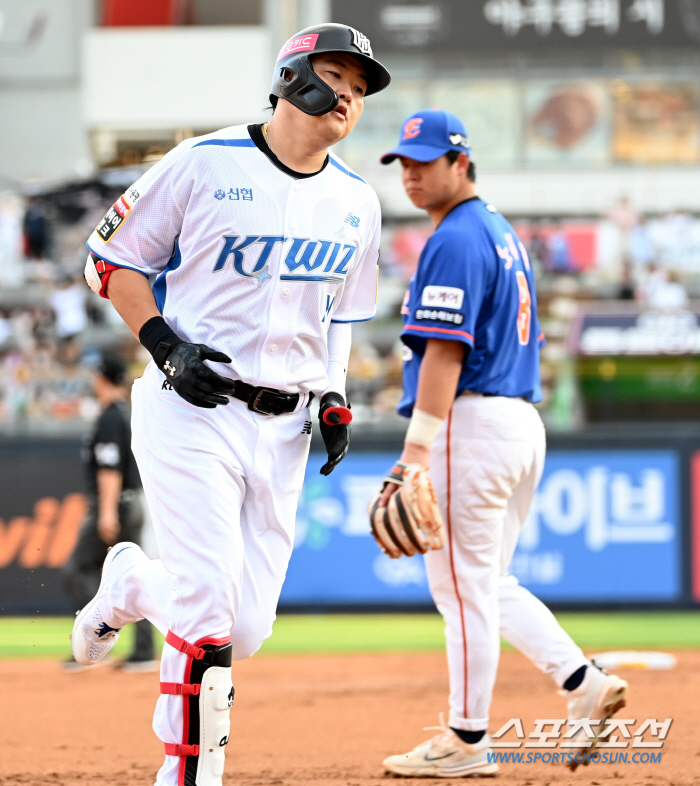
xmin=515 ymin=271 xmax=531 ymax=346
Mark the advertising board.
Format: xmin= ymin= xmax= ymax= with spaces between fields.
xmin=332 ymin=0 xmax=700 ymax=52
xmin=513 ymin=450 xmax=681 ymax=601
xmin=0 ymin=440 xmax=86 ymax=614
xmin=0 ymin=442 xmax=686 ymax=612
xmin=281 ymin=449 xmax=682 ymax=605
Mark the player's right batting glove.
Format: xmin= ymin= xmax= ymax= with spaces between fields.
xmin=139 ymin=316 xmax=236 ymax=409
xmin=160 ymin=343 xmax=237 ymax=408
xmin=318 ymin=392 xmax=352 ymax=476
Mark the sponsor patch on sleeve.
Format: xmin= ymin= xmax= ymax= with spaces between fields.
xmin=95 ymin=194 xmax=132 ymax=243
xmin=421 ymin=285 xmax=464 ymax=310
xmin=415 ymin=309 xmax=464 ymax=326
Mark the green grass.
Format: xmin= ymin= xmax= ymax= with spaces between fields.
xmin=0 ymin=611 xmax=699 ymax=660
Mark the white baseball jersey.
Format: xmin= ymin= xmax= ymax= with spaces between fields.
xmin=87 ymin=123 xmax=381 ymax=395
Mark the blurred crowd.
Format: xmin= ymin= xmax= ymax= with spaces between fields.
xmin=0 ymin=184 xmax=143 ymax=431
xmin=348 ymin=196 xmax=700 ymax=427
xmin=0 ymin=182 xmax=697 ymax=432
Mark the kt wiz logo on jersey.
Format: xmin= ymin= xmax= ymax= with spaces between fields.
xmin=213 ymin=236 xmax=357 ymax=286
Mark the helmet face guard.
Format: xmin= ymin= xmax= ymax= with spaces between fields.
xmin=274 ymin=57 xmax=339 ymax=116
xmin=270 ymin=23 xmax=391 ymax=117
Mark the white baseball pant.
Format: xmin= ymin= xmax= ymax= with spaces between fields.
xmin=425 ymin=392 xmax=588 ymax=731
xmin=97 ymin=363 xmax=311 ymax=785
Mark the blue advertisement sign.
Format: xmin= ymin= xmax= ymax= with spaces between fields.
xmin=512 ymin=450 xmax=681 ymax=602
xmin=281 ymin=452 xmax=433 ymax=605
xmin=280 ymin=449 xmax=681 ymax=605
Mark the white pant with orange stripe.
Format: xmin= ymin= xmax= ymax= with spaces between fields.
xmin=425 ymin=392 xmax=588 ymax=732
xmin=97 ymin=364 xmax=312 ymax=785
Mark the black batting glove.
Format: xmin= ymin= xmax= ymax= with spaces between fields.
xmin=160 ymin=342 xmax=237 ymax=409
xmin=318 ymin=392 xmax=352 ymax=476
xmin=139 ymin=316 xmax=236 ymax=409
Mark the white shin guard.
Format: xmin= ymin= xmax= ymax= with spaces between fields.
xmin=197 ymin=664 xmax=234 ymax=785
xmin=161 ymin=631 xmax=235 ymax=786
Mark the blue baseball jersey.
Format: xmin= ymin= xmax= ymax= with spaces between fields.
xmin=398 ymin=198 xmax=543 ymax=417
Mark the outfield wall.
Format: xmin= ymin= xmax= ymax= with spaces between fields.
xmin=1 ymin=426 xmax=699 ymax=614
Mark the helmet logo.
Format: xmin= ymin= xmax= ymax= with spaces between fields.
xmin=277 ymin=33 xmax=319 ymax=61
xmin=349 ymin=27 xmax=373 ymax=57
xmin=402 ymin=118 xmax=423 ymax=139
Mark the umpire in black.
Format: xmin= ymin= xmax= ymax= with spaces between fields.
xmin=63 ymin=351 xmax=155 ymax=671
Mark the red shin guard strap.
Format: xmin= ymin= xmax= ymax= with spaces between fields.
xmin=165 ymin=630 xmax=207 ymax=660
xmin=161 ymin=681 xmax=202 ymax=696
xmin=164 ymin=743 xmax=200 ymax=757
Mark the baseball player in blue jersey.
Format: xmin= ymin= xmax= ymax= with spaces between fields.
xmin=376 ymin=110 xmax=628 ymax=777
xmin=69 ymin=24 xmax=390 ymax=786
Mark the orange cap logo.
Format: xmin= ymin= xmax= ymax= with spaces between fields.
xmin=402 ymin=118 xmax=423 ymax=140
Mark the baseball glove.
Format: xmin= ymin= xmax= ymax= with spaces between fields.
xmin=367 ymin=462 xmax=445 ymax=559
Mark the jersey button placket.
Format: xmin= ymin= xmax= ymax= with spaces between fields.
xmin=260 ymin=184 xmax=301 ymax=383
xmin=283 ymin=187 xmax=307 ymax=371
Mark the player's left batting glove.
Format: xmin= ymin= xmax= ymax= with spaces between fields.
xmin=318 ymin=392 xmax=352 ymax=476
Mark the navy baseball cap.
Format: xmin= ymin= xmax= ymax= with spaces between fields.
xmin=381 ymin=109 xmax=470 ymax=164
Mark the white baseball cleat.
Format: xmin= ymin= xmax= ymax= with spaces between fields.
xmin=71 ymin=542 xmax=147 ymax=667
xmin=564 ymin=661 xmax=628 ymax=770
xmin=383 ymin=718 xmax=498 ymax=778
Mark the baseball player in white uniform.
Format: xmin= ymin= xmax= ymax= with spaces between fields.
xmin=376 ymin=110 xmax=628 ymax=777
xmin=70 ymin=24 xmax=390 ymax=786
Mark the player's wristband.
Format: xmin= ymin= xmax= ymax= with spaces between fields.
xmin=139 ymin=316 xmax=184 ymax=369
xmin=405 ymin=409 xmax=445 ymax=448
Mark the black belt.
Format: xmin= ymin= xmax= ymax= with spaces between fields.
xmin=231 ymin=381 xmax=313 ymax=416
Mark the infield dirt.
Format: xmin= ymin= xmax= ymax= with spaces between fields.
xmin=1 ymin=649 xmax=697 ymax=786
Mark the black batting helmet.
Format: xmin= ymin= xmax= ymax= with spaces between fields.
xmin=270 ymin=23 xmax=391 ymax=117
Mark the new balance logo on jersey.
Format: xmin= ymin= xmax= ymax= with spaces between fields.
xmin=125 ymin=186 xmax=140 ymax=205
xmin=301 ymin=421 xmax=312 ymax=435
xmin=213 ymin=236 xmax=357 ymax=286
